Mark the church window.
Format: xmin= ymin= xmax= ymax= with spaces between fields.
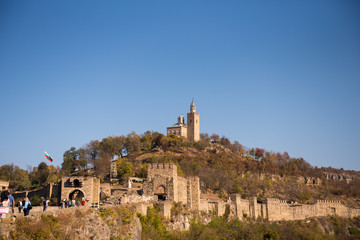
xmin=189 ymin=119 xmax=192 ymax=123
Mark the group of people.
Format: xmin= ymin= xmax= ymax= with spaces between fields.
xmin=0 ymin=192 xmax=32 ymax=216
xmin=1 ymin=191 xmax=87 ymax=217
xmin=61 ymin=198 xmax=86 ymax=208
xmin=18 ymin=197 xmax=32 ymax=216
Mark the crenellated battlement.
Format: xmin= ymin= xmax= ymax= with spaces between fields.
xmin=147 ymin=163 xmax=178 ymax=182
xmin=149 ymin=163 xmax=176 ymax=170
xmin=316 ymin=199 xmax=341 ymax=204
xmin=187 ymin=176 xmax=200 ymax=182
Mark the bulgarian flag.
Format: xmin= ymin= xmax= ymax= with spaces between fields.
xmin=44 ymin=151 xmax=54 ymax=162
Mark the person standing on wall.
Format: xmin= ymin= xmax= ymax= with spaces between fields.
xmin=23 ymin=197 xmax=31 ymax=216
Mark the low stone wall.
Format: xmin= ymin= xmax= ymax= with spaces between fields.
xmin=199 ymin=199 xmax=209 ymax=212
xmin=134 ymin=202 xmax=154 ymax=216
xmin=13 ymin=183 xmax=60 ymax=201
xmin=100 ymin=183 xmax=112 ymax=197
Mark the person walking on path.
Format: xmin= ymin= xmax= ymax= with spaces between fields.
xmin=7 ymin=193 xmax=14 ymax=213
xmin=43 ymin=198 xmax=50 ymax=211
xmin=23 ymin=197 xmax=31 ymax=216
xmin=18 ymin=200 xmax=23 ymax=213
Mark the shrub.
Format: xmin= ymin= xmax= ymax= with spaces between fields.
xmin=30 ymin=195 xmax=42 ymax=206
xmin=349 ymin=227 xmax=360 ymax=236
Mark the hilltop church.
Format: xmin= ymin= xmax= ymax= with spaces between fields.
xmin=167 ymin=100 xmax=200 ymax=142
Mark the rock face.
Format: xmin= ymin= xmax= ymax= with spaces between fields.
xmin=0 ymin=206 xmax=142 ymax=240
xmin=73 ymin=209 xmax=111 ymax=240
xmin=323 ymin=172 xmax=354 ymax=183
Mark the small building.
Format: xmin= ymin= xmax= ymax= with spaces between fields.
xmin=0 ymin=180 xmax=9 ymax=191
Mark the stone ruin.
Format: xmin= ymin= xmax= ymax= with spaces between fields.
xmin=8 ymin=163 xmax=360 ymax=222
xmin=143 ymin=163 xmax=200 ymax=209
xmin=0 ymin=180 xmax=9 ymax=192
xmin=101 ymin=163 xmax=360 ymax=221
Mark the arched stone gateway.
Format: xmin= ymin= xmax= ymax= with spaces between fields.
xmin=155 ymin=185 xmax=166 ymax=201
xmin=60 ymin=176 xmax=100 ymax=206
xmin=69 ymin=189 xmax=85 ymax=201
xmin=143 ymin=163 xmax=200 ymax=208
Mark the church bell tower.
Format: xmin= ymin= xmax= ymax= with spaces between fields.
xmin=187 ymin=99 xmax=200 ymax=142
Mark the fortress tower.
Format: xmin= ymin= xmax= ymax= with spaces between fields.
xmin=166 ymin=99 xmax=200 ymax=142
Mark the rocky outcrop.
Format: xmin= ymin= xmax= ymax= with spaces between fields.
xmin=323 ymin=172 xmax=354 ymax=183
xmin=0 ymin=206 xmax=142 ymax=240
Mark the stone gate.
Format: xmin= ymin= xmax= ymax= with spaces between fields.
xmin=60 ymin=176 xmax=100 ymax=206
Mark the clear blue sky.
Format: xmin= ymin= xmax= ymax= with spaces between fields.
xmin=0 ymin=1 xmax=359 ymax=170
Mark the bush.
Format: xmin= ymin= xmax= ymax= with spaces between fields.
xmin=349 ymin=227 xmax=360 ymax=236
xmin=11 ymin=214 xmax=65 ymax=239
xmin=139 ymin=206 xmax=169 ymax=240
xmin=30 ymin=195 xmax=42 ymax=206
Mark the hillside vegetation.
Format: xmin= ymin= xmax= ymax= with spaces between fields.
xmin=1 ymin=131 xmax=360 ymax=206
xmin=2 ymin=205 xmax=360 ymax=240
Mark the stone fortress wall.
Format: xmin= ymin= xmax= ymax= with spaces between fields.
xmin=143 ymin=163 xmax=200 ymax=210
xmin=144 ymin=163 xmax=360 ymax=221
xmin=12 ymin=182 xmax=60 ymax=201
xmin=8 ymin=162 xmax=360 ymax=222
xmin=12 ymin=176 xmax=100 ymax=207
xmin=199 ymin=194 xmax=360 ymax=221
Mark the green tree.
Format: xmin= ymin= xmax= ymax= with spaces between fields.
xmin=99 ymin=137 xmax=116 ymax=157
xmin=62 ymin=147 xmax=78 ymax=174
xmin=0 ymin=164 xmax=15 ymax=181
xmin=113 ymin=136 xmax=127 ymax=158
xmin=37 ymin=162 xmax=50 ymax=185
xmin=249 ymin=148 xmax=255 ymax=157
xmin=136 ymin=163 xmax=148 ymax=178
xmin=151 ymin=132 xmax=164 ymax=148
xmin=12 ymin=168 xmax=31 ymax=191
xmin=116 ymin=158 xmax=133 ymax=182
xmin=141 ymin=131 xmax=154 ymax=152
xmin=0 ymin=165 xmax=31 ymax=190
xmin=94 ymin=153 xmax=112 ymax=178
xmin=85 ymin=140 xmax=100 ymax=168
xmin=125 ymin=131 xmax=141 ymax=155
